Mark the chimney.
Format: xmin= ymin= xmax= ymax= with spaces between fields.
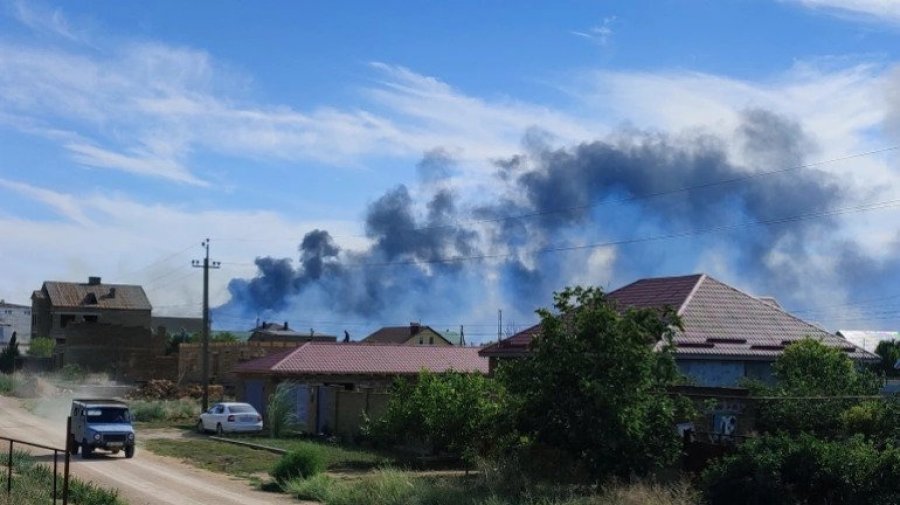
xmin=88 ymin=276 xmax=101 ymax=286
xmin=284 ymin=320 xmax=289 ymax=330
xmin=410 ymin=322 xmax=421 ymax=336
xmin=108 ymin=287 xmax=117 ymax=298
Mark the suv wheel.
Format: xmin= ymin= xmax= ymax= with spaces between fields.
xmin=215 ymin=423 xmax=224 ymax=436
xmin=68 ymin=436 xmax=79 ymax=455
xmin=125 ymin=445 xmax=135 ymax=459
xmin=80 ymin=440 xmax=93 ymax=459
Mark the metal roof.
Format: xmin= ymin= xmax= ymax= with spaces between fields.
xmin=235 ymin=342 xmax=489 ymax=376
xmin=480 ymin=274 xmax=878 ymax=362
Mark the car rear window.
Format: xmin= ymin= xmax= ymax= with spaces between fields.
xmin=228 ymin=405 xmax=255 ymax=414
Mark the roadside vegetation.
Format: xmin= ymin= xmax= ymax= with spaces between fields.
xmin=0 ymin=451 xmax=124 ymax=505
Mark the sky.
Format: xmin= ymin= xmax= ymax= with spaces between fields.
xmin=2 ymin=0 xmax=900 ymax=342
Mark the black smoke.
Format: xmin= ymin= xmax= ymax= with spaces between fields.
xmin=218 ymin=108 xmax=899 ymax=336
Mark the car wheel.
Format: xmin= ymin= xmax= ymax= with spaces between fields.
xmin=215 ymin=423 xmax=224 ymax=436
xmin=80 ymin=440 xmax=92 ymax=459
xmin=125 ymin=446 xmax=135 ymax=459
xmin=196 ymin=420 xmax=205 ymax=434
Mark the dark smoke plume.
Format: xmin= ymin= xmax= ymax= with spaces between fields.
xmin=218 ymin=108 xmax=897 ymax=337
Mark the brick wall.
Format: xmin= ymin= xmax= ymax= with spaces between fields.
xmin=177 ymin=341 xmax=303 ymax=389
xmin=63 ymin=323 xmax=175 ymax=383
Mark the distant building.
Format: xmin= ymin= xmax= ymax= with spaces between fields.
xmin=248 ymin=321 xmax=336 ymax=344
xmin=0 ymin=300 xmax=31 ymax=345
xmin=362 ymin=322 xmax=452 ymax=346
xmin=31 ymin=276 xmax=152 ymax=343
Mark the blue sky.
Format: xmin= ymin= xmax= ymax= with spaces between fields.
xmin=2 ymin=0 xmax=900 ymax=340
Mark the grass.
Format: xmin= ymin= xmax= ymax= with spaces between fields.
xmin=283 ymin=470 xmax=701 ymax=505
xmin=144 ymin=436 xmax=393 ymax=478
xmin=0 ymin=450 xmax=124 ymax=505
xmin=129 ymin=399 xmax=199 ymax=428
xmin=145 ymin=438 xmax=281 ymax=477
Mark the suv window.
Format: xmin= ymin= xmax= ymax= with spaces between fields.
xmin=85 ymin=407 xmax=130 ymax=423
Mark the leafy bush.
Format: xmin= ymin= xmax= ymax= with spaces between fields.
xmin=0 ymin=374 xmax=19 ymax=395
xmin=702 ymin=434 xmax=900 ymax=505
xmin=26 ymin=337 xmax=54 ymax=358
xmin=129 ymin=399 xmax=199 ymax=423
xmin=267 ymin=381 xmax=298 ymax=437
xmin=752 ymin=339 xmax=883 ymax=438
xmin=368 ymin=370 xmax=504 ymax=462
xmin=58 ymin=363 xmax=86 ymax=382
xmin=271 ymin=446 xmax=326 ymax=484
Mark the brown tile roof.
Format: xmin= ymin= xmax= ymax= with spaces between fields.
xmin=41 ymin=280 xmax=151 ymax=311
xmin=362 ymin=324 xmax=451 ymax=345
xmin=235 ymin=342 xmax=489 ymax=376
xmin=480 ymin=274 xmax=877 ymax=362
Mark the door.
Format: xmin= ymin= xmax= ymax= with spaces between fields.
xmin=294 ymin=384 xmax=310 ymax=432
xmin=244 ymin=379 xmax=265 ymax=416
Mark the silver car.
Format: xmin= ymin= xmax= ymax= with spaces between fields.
xmin=197 ymin=402 xmax=263 ymax=435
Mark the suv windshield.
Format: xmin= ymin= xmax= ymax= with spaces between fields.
xmin=85 ymin=407 xmax=131 ymax=423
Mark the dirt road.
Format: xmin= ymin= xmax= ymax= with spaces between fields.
xmin=0 ymin=396 xmax=298 ymax=505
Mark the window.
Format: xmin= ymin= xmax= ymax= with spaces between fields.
xmin=60 ymin=314 xmax=75 ymax=328
xmin=429 ymin=336 xmax=434 ymax=345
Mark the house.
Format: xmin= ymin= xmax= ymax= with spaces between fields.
xmin=31 ymin=276 xmax=152 ymax=343
xmin=362 ymin=322 xmax=453 ymax=346
xmin=0 ymin=300 xmax=31 ymax=346
xmin=234 ymin=342 xmax=488 ymax=436
xmin=480 ymin=274 xmax=878 ymax=387
xmin=248 ymin=321 xmax=336 ymax=344
xmin=836 ymin=330 xmax=899 ymax=353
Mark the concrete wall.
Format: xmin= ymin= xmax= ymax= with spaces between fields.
xmin=177 ymin=341 xmax=303 ymax=389
xmin=0 ymin=304 xmax=32 ymax=345
xmin=63 ymin=323 xmax=175 ymax=383
xmin=236 ymin=374 xmax=392 ymax=438
xmin=34 ymin=302 xmax=151 ymax=343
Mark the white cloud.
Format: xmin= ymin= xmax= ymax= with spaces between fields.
xmin=571 ymin=17 xmax=617 ymax=46
xmin=8 ymin=0 xmax=82 ymax=41
xmin=0 ymin=178 xmax=366 ymax=315
xmin=788 ymin=0 xmax=900 ymax=23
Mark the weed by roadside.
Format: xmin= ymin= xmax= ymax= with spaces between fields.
xmin=0 ymin=451 xmax=124 ymax=505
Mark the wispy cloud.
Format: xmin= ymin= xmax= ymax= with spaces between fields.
xmin=788 ymin=0 xmax=900 ymax=24
xmin=571 ymin=17 xmax=617 ymax=46
xmin=8 ymin=0 xmax=83 ymax=41
xmin=0 ymin=178 xmax=92 ymax=225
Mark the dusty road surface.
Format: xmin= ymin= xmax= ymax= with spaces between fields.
xmin=0 ymin=396 xmax=299 ymax=505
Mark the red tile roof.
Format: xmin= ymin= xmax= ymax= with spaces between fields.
xmin=479 ymin=274 xmax=877 ymax=362
xmin=234 ymin=342 xmax=489 ymax=376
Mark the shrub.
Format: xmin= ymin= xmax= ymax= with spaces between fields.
xmin=271 ymin=446 xmax=326 ymax=484
xmin=0 ymin=374 xmax=19 ymax=395
xmin=267 ymin=381 xmax=298 ymax=437
xmin=26 ymin=337 xmax=54 ymax=358
xmin=701 ymin=434 xmax=900 ymax=505
xmin=58 ymin=364 xmax=86 ymax=382
xmin=129 ymin=399 xmax=198 ymax=423
xmin=284 ymin=473 xmax=335 ymax=501
xmin=129 ymin=401 xmax=166 ymax=422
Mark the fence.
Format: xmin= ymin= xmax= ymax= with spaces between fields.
xmin=0 ymin=434 xmax=69 ymax=504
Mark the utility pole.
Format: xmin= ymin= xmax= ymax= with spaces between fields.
xmin=497 ymin=309 xmax=502 ymax=343
xmin=192 ymin=239 xmax=220 ymax=412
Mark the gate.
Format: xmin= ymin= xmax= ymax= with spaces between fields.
xmin=244 ymin=379 xmax=265 ymax=416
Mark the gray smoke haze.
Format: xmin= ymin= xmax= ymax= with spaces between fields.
xmin=217 ymin=108 xmax=897 ymax=338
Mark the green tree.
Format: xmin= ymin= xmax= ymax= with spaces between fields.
xmin=753 ymin=338 xmax=881 ymax=437
xmin=369 ymin=370 xmax=503 ymax=463
xmin=26 ymin=337 xmax=55 ymax=358
xmin=0 ymin=333 xmax=20 ymax=374
xmin=498 ymin=286 xmax=688 ymax=481
xmin=875 ymin=339 xmax=900 ymax=378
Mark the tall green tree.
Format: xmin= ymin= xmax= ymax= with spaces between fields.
xmin=875 ymin=339 xmax=900 ymax=378
xmin=498 ymin=286 xmax=688 ymax=481
xmin=0 ymin=332 xmax=20 ymax=374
